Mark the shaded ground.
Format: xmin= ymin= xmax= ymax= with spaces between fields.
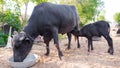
xmin=0 ymin=28 xmax=120 ymax=68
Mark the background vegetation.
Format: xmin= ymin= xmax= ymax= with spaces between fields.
xmin=113 ymin=12 xmax=120 ymax=25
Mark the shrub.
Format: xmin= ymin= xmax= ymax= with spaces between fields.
xmin=0 ymin=31 xmax=8 ymax=47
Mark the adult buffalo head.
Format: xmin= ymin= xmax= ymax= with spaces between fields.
xmin=13 ymin=31 xmax=34 ymax=62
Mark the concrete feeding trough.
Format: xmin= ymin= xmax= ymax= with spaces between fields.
xmin=9 ymin=54 xmax=38 ymax=68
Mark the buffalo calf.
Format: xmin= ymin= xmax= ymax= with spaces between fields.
xmin=72 ymin=20 xmax=114 ymax=55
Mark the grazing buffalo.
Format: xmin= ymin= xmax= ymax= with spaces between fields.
xmin=72 ymin=20 xmax=114 ymax=54
xmin=13 ymin=2 xmax=80 ymax=62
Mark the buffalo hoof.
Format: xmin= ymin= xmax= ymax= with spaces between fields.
xmin=108 ymin=49 xmax=110 ymax=53
xmin=77 ymin=44 xmax=80 ymax=48
xmin=108 ymin=48 xmax=114 ymax=55
xmin=65 ymin=47 xmax=71 ymax=50
xmin=44 ymin=53 xmax=49 ymax=56
xmin=58 ymin=51 xmax=63 ymax=60
xmin=91 ymin=48 xmax=94 ymax=50
xmin=109 ymin=52 xmax=113 ymax=55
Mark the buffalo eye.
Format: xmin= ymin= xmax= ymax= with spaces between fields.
xmin=14 ymin=41 xmax=22 ymax=48
xmin=24 ymin=37 xmax=30 ymax=43
xmin=25 ymin=37 xmax=30 ymax=41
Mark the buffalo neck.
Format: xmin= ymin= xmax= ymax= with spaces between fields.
xmin=23 ymin=24 xmax=39 ymax=39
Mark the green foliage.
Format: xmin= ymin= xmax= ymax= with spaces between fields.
xmin=0 ymin=0 xmax=22 ymax=46
xmin=0 ymin=31 xmax=8 ymax=47
xmin=13 ymin=0 xmax=29 ymax=8
xmin=59 ymin=0 xmax=104 ymax=26
xmin=58 ymin=34 xmax=66 ymax=40
xmin=0 ymin=10 xmax=22 ymax=31
xmin=31 ymin=0 xmax=48 ymax=4
xmin=13 ymin=0 xmax=49 ymax=27
xmin=77 ymin=0 xmax=104 ymax=24
xmin=113 ymin=12 xmax=120 ymax=24
xmin=13 ymin=0 xmax=30 ymax=26
xmin=97 ymin=15 xmax=105 ymax=21
xmin=0 ymin=0 xmax=22 ymax=31
xmin=0 ymin=12 xmax=5 ymax=23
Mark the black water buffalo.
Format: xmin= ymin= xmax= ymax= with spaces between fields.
xmin=72 ymin=20 xmax=114 ymax=54
xmin=13 ymin=2 xmax=80 ymax=62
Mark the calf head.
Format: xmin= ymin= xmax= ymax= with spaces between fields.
xmin=13 ymin=32 xmax=33 ymax=62
xmin=71 ymin=29 xmax=80 ymax=36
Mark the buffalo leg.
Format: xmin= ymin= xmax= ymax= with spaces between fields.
xmin=43 ymin=35 xmax=52 ymax=56
xmin=45 ymin=44 xmax=50 ymax=56
xmin=70 ymin=30 xmax=80 ymax=48
xmin=77 ymin=36 xmax=80 ymax=48
xmin=52 ymin=27 xmax=63 ymax=60
xmin=103 ymin=35 xmax=114 ymax=55
xmin=66 ymin=33 xmax=72 ymax=49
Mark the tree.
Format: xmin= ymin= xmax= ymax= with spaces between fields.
xmin=97 ymin=10 xmax=105 ymax=21
xmin=113 ymin=12 xmax=120 ymax=24
xmin=13 ymin=0 xmax=30 ymax=26
xmin=97 ymin=15 xmax=105 ymax=21
xmin=0 ymin=0 xmax=22 ymax=31
xmin=58 ymin=0 xmax=104 ymax=26
xmin=0 ymin=0 xmax=22 ymax=45
xmin=2 ymin=10 xmax=21 ymax=31
xmin=76 ymin=0 xmax=104 ymax=25
xmin=13 ymin=0 xmax=49 ymax=26
xmin=31 ymin=0 xmax=48 ymax=4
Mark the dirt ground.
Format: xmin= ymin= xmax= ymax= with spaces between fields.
xmin=0 ymin=28 xmax=120 ymax=68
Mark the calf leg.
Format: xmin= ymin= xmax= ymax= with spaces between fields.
xmin=66 ymin=33 xmax=72 ymax=49
xmin=91 ymin=38 xmax=94 ymax=50
xmin=87 ymin=37 xmax=92 ymax=52
xmin=103 ymin=35 xmax=114 ymax=55
xmin=52 ymin=27 xmax=63 ymax=60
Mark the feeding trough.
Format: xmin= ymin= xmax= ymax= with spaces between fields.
xmin=9 ymin=54 xmax=38 ymax=68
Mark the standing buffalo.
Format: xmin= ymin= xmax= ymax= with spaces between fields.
xmin=13 ymin=2 xmax=80 ymax=62
xmin=72 ymin=20 xmax=114 ymax=55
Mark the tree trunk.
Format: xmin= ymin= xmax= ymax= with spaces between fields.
xmin=24 ymin=2 xmax=29 ymax=22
